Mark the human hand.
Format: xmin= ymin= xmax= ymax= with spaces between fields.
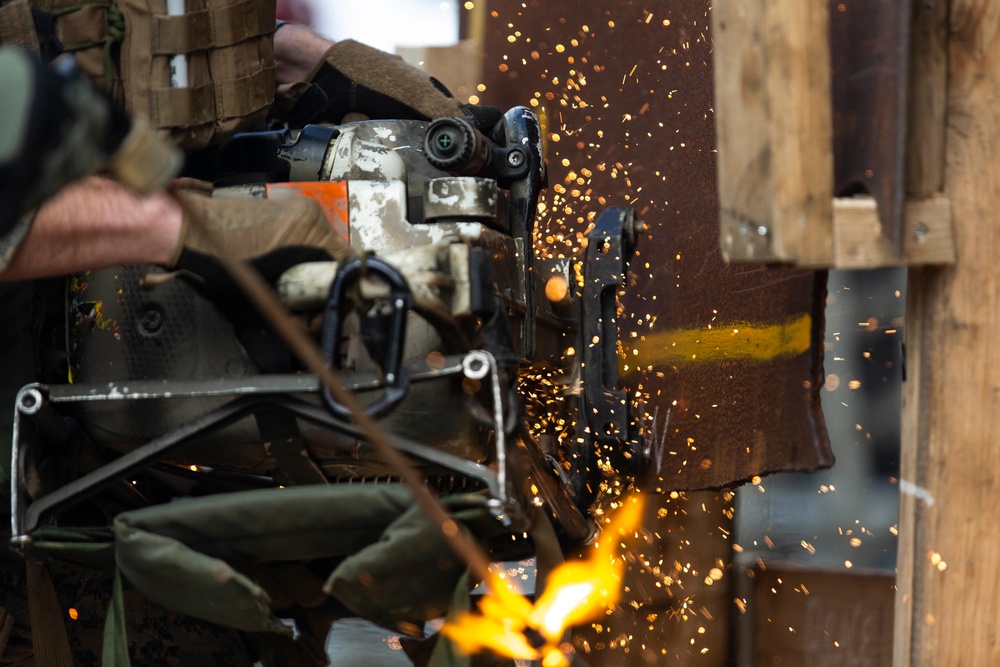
xmin=161 ymin=191 xmax=349 ymax=372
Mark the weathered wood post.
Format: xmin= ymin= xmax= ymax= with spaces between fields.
xmin=894 ymin=1 xmax=1000 ymax=665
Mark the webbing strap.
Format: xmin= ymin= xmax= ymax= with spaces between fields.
xmin=0 ymin=0 xmax=41 ymax=54
xmin=152 ymin=81 xmax=216 ymax=128
xmin=101 ymin=569 xmax=130 ymax=667
xmin=215 ymin=63 xmax=274 ymax=120
xmin=152 ymin=0 xmax=276 ymax=55
xmin=151 ymin=64 xmax=273 ymax=128
xmin=0 ymin=604 xmax=14 ymax=661
xmin=25 ymin=559 xmax=73 ymax=667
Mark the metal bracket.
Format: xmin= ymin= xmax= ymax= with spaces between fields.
xmin=580 ymin=207 xmax=646 ymax=480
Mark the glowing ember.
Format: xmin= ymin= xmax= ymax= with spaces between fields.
xmin=443 ymin=494 xmax=646 ymax=664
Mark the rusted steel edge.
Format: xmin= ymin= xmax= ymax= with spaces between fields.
xmin=170 ymin=187 xmax=495 ymax=584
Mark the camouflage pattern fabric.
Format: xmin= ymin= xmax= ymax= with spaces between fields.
xmin=0 ymin=548 xmax=255 ymax=666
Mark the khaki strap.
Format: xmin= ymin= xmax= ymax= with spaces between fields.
xmin=26 ymin=559 xmax=74 ymax=667
xmin=152 ymin=81 xmax=216 ymax=128
xmin=151 ymin=64 xmax=273 ymax=128
xmin=152 ymin=0 xmax=275 ymax=55
xmin=0 ymin=0 xmax=41 ymax=54
xmin=0 ymin=604 xmax=14 ymax=660
xmin=215 ymin=64 xmax=274 ymax=120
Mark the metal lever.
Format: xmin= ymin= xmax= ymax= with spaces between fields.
xmin=320 ymin=256 xmax=413 ymax=420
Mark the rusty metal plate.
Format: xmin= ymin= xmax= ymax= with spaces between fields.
xmin=482 ymin=0 xmax=832 ymax=490
xmin=830 ymin=0 xmax=912 ymax=253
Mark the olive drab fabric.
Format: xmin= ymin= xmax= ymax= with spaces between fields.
xmin=103 ymin=484 xmax=505 ymax=665
xmin=20 ymin=0 xmax=276 ymax=151
xmin=324 ymin=495 xmax=506 ymax=633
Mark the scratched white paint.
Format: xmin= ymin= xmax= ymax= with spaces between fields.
xmin=372 ymin=126 xmax=398 ymax=142
xmin=349 ymin=181 xmax=409 ymax=255
xmin=323 ymin=130 xmax=406 ymax=182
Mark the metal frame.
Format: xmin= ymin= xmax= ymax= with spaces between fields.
xmin=11 ymin=351 xmax=595 ymax=547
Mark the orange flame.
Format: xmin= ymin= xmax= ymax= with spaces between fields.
xmin=442 ymin=494 xmax=645 ymax=665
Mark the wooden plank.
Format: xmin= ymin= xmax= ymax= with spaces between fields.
xmin=831 ymin=195 xmax=954 ymax=268
xmin=894 ymin=1 xmax=948 ymax=661
xmin=905 ymin=0 xmax=949 ymax=196
xmin=713 ymin=0 xmax=834 ymax=265
xmin=894 ymin=1 xmax=1000 ymax=665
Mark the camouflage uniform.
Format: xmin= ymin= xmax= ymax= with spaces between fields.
xmin=0 ymin=551 xmax=255 ymax=666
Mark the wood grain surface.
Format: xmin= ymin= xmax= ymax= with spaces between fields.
xmin=895 ymin=0 xmax=1000 ymax=664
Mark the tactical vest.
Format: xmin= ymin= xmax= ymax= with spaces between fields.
xmin=0 ymin=0 xmax=275 ymax=151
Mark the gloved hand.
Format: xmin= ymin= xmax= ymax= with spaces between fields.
xmin=277 ymin=39 xmax=503 ymax=132
xmin=168 ymin=186 xmax=350 ymax=264
xmin=162 ymin=190 xmax=350 ymax=372
xmin=170 ymin=244 xmax=331 ymax=372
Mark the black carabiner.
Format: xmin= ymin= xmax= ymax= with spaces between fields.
xmin=320 ymin=256 xmax=413 ymax=420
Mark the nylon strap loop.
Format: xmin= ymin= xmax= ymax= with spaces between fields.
xmin=25 ymin=559 xmax=74 ymax=667
xmin=152 ymin=65 xmax=273 ymax=128
xmin=215 ymin=64 xmax=275 ymax=120
xmin=152 ymin=82 xmax=216 ymax=128
xmin=152 ymin=0 xmax=276 ymax=54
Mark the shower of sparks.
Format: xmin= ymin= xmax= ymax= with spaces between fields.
xmin=469 ymin=2 xmax=898 ymax=662
xmin=442 ymin=495 xmax=647 ymax=666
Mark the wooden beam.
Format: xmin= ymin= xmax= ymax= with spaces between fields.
xmin=905 ymin=0 xmax=949 ymax=197
xmin=713 ymin=0 xmax=834 ymax=266
xmin=894 ymin=1 xmax=1000 ymax=665
xmin=832 ymin=196 xmax=954 ymax=269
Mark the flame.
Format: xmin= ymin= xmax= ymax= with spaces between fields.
xmin=442 ymin=494 xmax=645 ymax=664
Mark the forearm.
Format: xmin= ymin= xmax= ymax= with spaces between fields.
xmin=274 ymin=22 xmax=334 ymax=84
xmin=0 ymin=176 xmax=183 ymax=281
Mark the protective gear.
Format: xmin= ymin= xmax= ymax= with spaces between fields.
xmin=170 ymin=244 xmax=331 ymax=372
xmin=113 ymin=0 xmax=277 ymax=151
xmin=162 ymin=189 xmax=349 ymax=372
xmin=0 ymin=0 xmax=278 ymax=151
xmin=170 ymin=188 xmax=350 ymax=263
xmin=280 ymin=39 xmax=503 ymax=131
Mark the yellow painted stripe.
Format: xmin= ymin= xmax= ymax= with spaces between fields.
xmin=619 ymin=313 xmax=813 ymax=376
